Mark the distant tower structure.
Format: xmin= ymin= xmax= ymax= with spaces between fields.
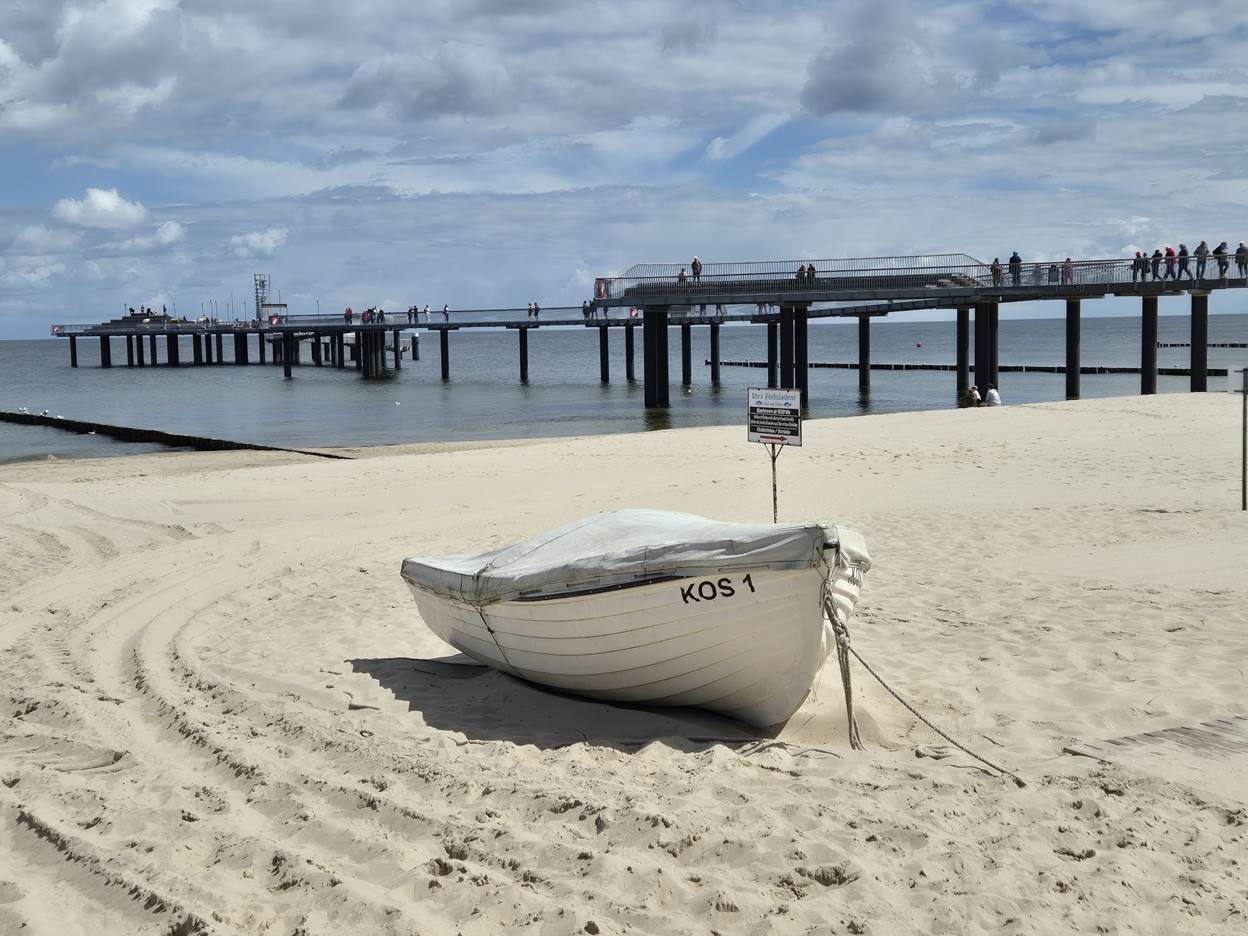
xmin=254 ymin=274 xmax=271 ymax=322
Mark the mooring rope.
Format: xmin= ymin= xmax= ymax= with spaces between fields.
xmin=822 ymin=586 xmax=1026 ymax=788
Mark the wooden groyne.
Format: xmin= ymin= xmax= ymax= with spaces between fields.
xmin=708 ymin=361 xmax=1230 ymax=377
xmin=0 ymin=410 xmax=351 ymax=459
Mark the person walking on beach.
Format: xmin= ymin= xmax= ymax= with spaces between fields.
xmin=1236 ymin=243 xmax=1248 ymax=277
xmin=1213 ymin=241 xmax=1229 ymax=278
xmin=1151 ymin=249 xmax=1163 ymax=280
xmin=991 ymin=258 xmax=1003 ymax=287
xmin=1194 ymin=240 xmax=1209 ymax=279
xmin=691 ymin=256 xmax=702 ymax=283
xmin=1178 ymin=244 xmax=1193 ymax=280
xmin=1009 ymin=252 xmax=1022 ymax=286
xmin=985 ymin=384 xmax=1002 ymax=406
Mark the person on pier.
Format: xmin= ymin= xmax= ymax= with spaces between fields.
xmin=1008 ymin=252 xmax=1022 ymax=286
xmin=1236 ymin=243 xmax=1248 ymax=277
xmin=1151 ymin=248 xmax=1163 ymax=280
xmin=677 ymin=268 xmax=688 ymax=285
xmin=1062 ymin=257 xmax=1074 ymax=285
xmin=691 ymin=256 xmax=702 ymax=283
xmin=1178 ymin=244 xmax=1193 ymax=280
xmin=1132 ymin=251 xmax=1144 ymax=283
xmin=424 ymin=304 xmax=430 ymax=321
xmin=1194 ymin=240 xmax=1209 ymax=279
xmin=344 ymin=307 xmax=354 ymax=324
xmin=442 ymin=304 xmax=450 ymax=321
xmin=1213 ymin=241 xmax=1229 ymax=278
xmin=991 ymin=258 xmax=1003 ymax=287
xmin=1163 ymin=246 xmax=1177 ymax=280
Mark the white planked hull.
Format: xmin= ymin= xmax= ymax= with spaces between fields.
xmin=405 ymin=563 xmax=863 ymax=727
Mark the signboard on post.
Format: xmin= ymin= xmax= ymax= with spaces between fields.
xmin=748 ymin=388 xmax=803 ymax=523
xmin=748 ymin=388 xmax=802 ymax=447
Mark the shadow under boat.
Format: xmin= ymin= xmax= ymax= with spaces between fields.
xmin=348 ymin=654 xmax=773 ymax=751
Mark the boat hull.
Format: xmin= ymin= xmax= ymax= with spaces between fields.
xmin=405 ymin=563 xmax=862 ymax=727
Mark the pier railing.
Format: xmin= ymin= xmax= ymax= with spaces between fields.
xmin=594 ymin=254 xmax=1243 ymax=301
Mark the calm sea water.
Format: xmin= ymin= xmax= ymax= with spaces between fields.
xmin=2 ymin=314 xmax=1246 ymax=462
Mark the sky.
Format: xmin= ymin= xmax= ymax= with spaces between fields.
xmin=2 ymin=0 xmax=1247 ymax=338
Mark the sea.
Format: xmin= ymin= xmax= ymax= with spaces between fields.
xmin=2 ymin=313 xmax=1246 ymax=463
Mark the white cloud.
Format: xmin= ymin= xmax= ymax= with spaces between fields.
xmin=52 ymin=188 xmax=147 ymax=229
xmin=229 ymin=226 xmax=288 ymax=258
xmin=103 ymin=220 xmax=186 ymax=255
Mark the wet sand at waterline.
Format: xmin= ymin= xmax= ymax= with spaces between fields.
xmin=2 ymin=394 xmax=1246 ymax=934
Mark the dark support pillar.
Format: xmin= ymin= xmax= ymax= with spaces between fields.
xmin=99 ymin=336 xmax=112 ymax=368
xmin=312 ymin=334 xmax=322 ymax=366
xmin=149 ymin=335 xmax=158 ymax=366
xmin=1065 ymin=299 xmax=1081 ymax=400
xmin=70 ymin=335 xmax=79 ymax=368
xmin=956 ymin=307 xmax=970 ymax=395
xmin=393 ymin=329 xmax=401 ymax=369
xmin=625 ymin=324 xmax=635 ymax=382
xmin=335 ymin=333 xmax=344 ymax=369
xmin=794 ymin=310 xmax=808 ymax=406
xmin=779 ymin=307 xmax=795 ymax=389
xmin=599 ymin=325 xmax=610 ymax=383
xmin=1141 ymin=296 xmax=1157 ymax=395
xmin=989 ymin=304 xmax=1000 ymax=388
xmin=519 ymin=328 xmax=529 ymax=382
xmin=125 ymin=336 xmax=134 ymax=367
xmin=238 ymin=333 xmax=249 ymax=365
xmin=136 ymin=333 xmax=145 ymax=366
xmin=215 ymin=332 xmax=224 ymax=365
xmin=710 ymin=322 xmax=722 ymax=388
xmin=205 ymin=333 xmax=212 ymax=364
xmin=192 ymin=334 xmax=202 ymax=365
xmin=440 ymin=329 xmax=450 ymax=381
xmin=283 ymin=333 xmax=293 ymax=378
xmin=1191 ymin=292 xmax=1209 ymax=392
xmin=354 ymin=331 xmax=362 ymax=369
xmin=166 ymin=334 xmax=179 ymax=367
xmin=413 ymin=334 xmax=420 ymax=361
xmin=974 ymin=302 xmax=991 ymax=395
xmin=767 ymin=321 xmax=778 ymax=389
xmin=259 ymin=332 xmax=267 ymax=364
xmin=858 ymin=314 xmax=871 ymax=392
xmin=364 ymin=333 xmax=375 ymax=378
xmin=681 ymin=323 xmax=692 ymax=386
xmin=642 ymin=308 xmax=669 ymax=408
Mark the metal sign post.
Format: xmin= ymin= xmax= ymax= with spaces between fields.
xmin=748 ymin=388 xmax=802 ymax=523
xmin=1234 ymin=368 xmax=1248 ymax=511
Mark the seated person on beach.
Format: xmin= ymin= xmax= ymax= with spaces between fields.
xmin=985 ymin=384 xmax=1002 ymax=406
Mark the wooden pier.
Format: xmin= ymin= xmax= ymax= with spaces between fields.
xmin=50 ymin=252 xmax=1248 ymax=412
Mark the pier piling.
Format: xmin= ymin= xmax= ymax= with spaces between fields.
xmin=857 ymin=313 xmax=871 ymax=392
xmin=69 ymin=335 xmax=78 ymax=368
xmin=767 ymin=322 xmax=778 ymax=389
xmin=312 ymin=334 xmax=322 ymax=366
xmin=166 ymin=334 xmax=180 ymax=367
xmin=1140 ymin=297 xmax=1158 ymax=394
xmin=282 ymin=333 xmax=293 ymax=379
xmin=393 ymin=329 xmax=402 ymax=369
xmin=519 ymin=327 xmax=529 ymax=382
xmin=625 ymin=324 xmax=635 ymax=382
xmin=99 ymin=336 xmax=112 ymax=368
xmin=192 ymin=334 xmax=202 ymax=365
xmin=440 ymin=330 xmax=450 ymax=381
xmin=126 ymin=336 xmax=135 ymax=367
xmin=779 ymin=307 xmax=795 ymax=390
xmin=794 ymin=310 xmax=808 ymax=406
xmin=974 ymin=301 xmax=991 ymax=395
xmin=599 ymin=325 xmax=610 ymax=383
xmin=136 ymin=333 xmax=145 ymax=366
xmin=711 ymin=322 xmax=722 ymax=388
xmin=989 ymin=304 xmax=1000 ymax=388
xmin=956 ymin=307 xmax=969 ymax=395
xmin=149 ymin=335 xmax=158 ymax=366
xmin=642 ymin=308 xmax=670 ymax=408
xmin=681 ymin=323 xmax=692 ymax=386
xmin=1066 ymin=299 xmax=1081 ymax=400
xmin=334 ymin=333 xmax=343 ymax=369
xmin=1191 ymin=292 xmax=1209 ymax=392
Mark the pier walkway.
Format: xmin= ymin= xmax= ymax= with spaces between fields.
xmin=50 ymin=251 xmax=1248 ymax=411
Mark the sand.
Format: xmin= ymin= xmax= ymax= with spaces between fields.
xmin=1 ymin=393 xmax=1246 ymax=935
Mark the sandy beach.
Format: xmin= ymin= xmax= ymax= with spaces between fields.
xmin=2 ymin=393 xmax=1246 ymax=935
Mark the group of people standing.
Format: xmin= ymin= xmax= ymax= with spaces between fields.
xmin=345 ymin=304 xmax=449 ymax=325
xmin=1131 ymin=241 xmax=1246 ymax=282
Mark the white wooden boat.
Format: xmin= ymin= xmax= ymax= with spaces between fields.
xmin=400 ymin=510 xmax=870 ymax=727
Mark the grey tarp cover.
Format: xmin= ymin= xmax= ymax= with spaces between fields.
xmin=400 ymin=509 xmax=870 ymax=606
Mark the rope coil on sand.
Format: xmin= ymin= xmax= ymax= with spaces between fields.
xmin=822 ymin=583 xmax=1026 ymax=788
